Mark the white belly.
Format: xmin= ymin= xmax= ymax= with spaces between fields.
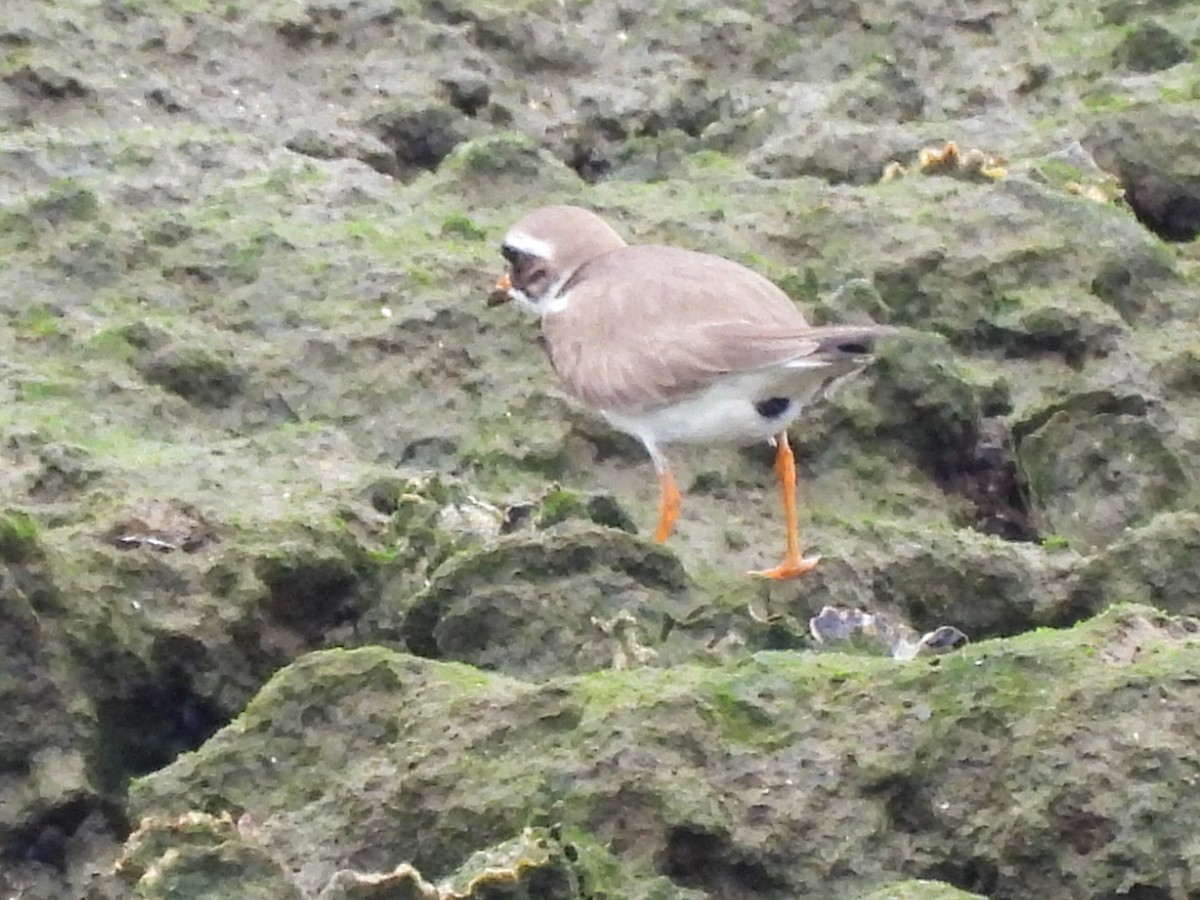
xmin=601 ymin=371 xmax=803 ymax=448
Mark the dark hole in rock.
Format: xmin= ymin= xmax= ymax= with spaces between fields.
xmin=936 ymin=418 xmax=1039 ymax=542
xmin=967 ymin=318 xmax=1119 ymax=369
xmin=567 ymin=145 xmax=613 ymax=183
xmin=400 ymin=436 xmax=459 ymax=468
xmin=4 ymin=798 xmax=89 ymax=871
xmin=1120 ymin=166 xmax=1200 ymax=242
xmin=1052 ymin=805 xmax=1118 ymax=855
xmin=136 ymin=346 xmax=245 ymax=409
xmin=145 ymin=86 xmax=186 ymax=113
xmin=256 ymin=554 xmax=362 ymax=644
xmin=872 ymin=359 xmax=1038 ymax=540
xmin=522 ymin=863 xmax=576 ymax=896
xmin=95 ymin=678 xmax=225 ymax=781
xmin=439 ymin=73 xmax=490 ymax=117
xmin=4 ymin=65 xmax=91 ymax=101
xmin=275 ymin=19 xmax=340 ymax=49
xmin=367 ymin=106 xmax=466 ymax=176
xmin=1113 ymin=19 xmax=1190 ymax=73
xmin=868 ymin=774 xmax=937 ymax=833
xmin=760 ymin=621 xmax=806 ymax=650
xmin=367 ymin=485 xmax=400 ymax=516
xmin=658 ymin=826 xmax=785 ymax=894
xmin=1102 ymin=885 xmax=1172 ymax=900
xmin=584 ymin=494 xmax=638 ymax=533
xmin=928 ymin=855 xmax=1000 ymax=896
xmin=1016 ymin=62 xmax=1052 ymax=94
xmin=501 ymin=501 xmax=536 ymax=534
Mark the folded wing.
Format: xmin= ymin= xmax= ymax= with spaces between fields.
xmin=543 ymin=244 xmax=894 ymax=412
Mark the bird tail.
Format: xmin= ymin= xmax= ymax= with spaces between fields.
xmin=785 ymin=324 xmax=900 ymax=368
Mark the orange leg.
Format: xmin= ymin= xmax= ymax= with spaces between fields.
xmin=653 ymin=467 xmax=682 ymax=543
xmin=750 ymin=432 xmax=821 ymax=579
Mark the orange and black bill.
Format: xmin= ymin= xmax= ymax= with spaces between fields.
xmin=487 ymin=272 xmax=512 ymax=306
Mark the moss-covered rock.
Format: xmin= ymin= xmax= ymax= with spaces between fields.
xmin=429 ymin=132 xmax=584 ymax=205
xmin=0 ymin=529 xmax=99 ymax=877
xmin=125 ymin=605 xmax=1200 ymax=899
xmin=1068 ymin=511 xmax=1200 ymax=616
xmin=0 ymin=507 xmax=43 ymax=563
xmin=384 ymin=524 xmax=691 ymax=679
xmin=787 ymin=518 xmax=1077 ymax=639
xmin=858 ymin=881 xmax=987 ymax=900
xmin=1017 ymin=400 xmax=1188 ymax=548
xmin=1113 ymin=18 xmax=1192 ymax=73
xmin=4 ymin=0 xmax=1200 ymax=894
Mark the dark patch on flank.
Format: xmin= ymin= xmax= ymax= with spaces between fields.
xmin=834 ymin=340 xmax=872 ymax=355
xmin=754 ymin=396 xmax=792 ymax=419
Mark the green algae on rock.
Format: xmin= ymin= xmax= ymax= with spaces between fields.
xmin=127 ymin=605 xmax=1200 ymax=899
xmin=428 ymin=133 xmax=584 ymax=206
xmin=0 ymin=507 xmax=42 ymax=562
xmin=3 ymin=0 xmax=1200 ymax=894
xmin=386 ymin=524 xmax=691 ymax=679
xmin=0 ymin=553 xmax=98 ymax=870
xmin=1019 ymin=404 xmax=1188 ymax=548
xmin=1113 ymin=18 xmax=1192 ymax=74
xmin=858 ymin=880 xmax=987 ymax=900
xmin=1068 ymin=512 xmax=1200 ymax=617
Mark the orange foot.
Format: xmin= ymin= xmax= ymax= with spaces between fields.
xmin=749 ymin=431 xmax=819 ymax=579
xmin=749 ymin=555 xmax=822 ymax=580
xmin=653 ymin=466 xmax=682 ymax=543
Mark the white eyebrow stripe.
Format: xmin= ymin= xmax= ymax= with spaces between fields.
xmin=502 ymin=230 xmax=554 ymax=260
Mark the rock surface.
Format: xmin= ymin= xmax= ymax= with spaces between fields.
xmin=122 ymin=605 xmax=1200 ymax=900
xmin=1 ymin=0 xmax=1199 ymax=897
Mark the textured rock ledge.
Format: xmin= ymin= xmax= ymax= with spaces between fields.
xmin=107 ymin=604 xmax=1200 ymax=900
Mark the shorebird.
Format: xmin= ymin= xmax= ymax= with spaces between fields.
xmin=488 ymin=205 xmax=893 ymax=578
